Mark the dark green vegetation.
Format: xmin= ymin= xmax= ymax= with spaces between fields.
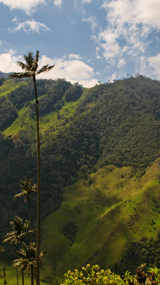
xmin=1 ymin=75 xmax=160 ymax=283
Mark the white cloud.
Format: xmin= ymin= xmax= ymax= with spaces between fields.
xmin=0 ymin=0 xmax=46 ymax=14
xmin=148 ymin=54 xmax=160 ymax=78
xmin=68 ymin=54 xmax=81 ymax=60
xmin=12 ymin=17 xmax=18 ymax=22
xmin=98 ymin=29 xmax=120 ymax=60
xmin=82 ymin=16 xmax=97 ymax=33
xmin=135 ymin=0 xmax=160 ymax=28
xmin=0 ymin=51 xmax=98 ymax=87
xmin=38 ymin=55 xmax=98 ymax=87
xmin=82 ymin=0 xmax=93 ymax=3
xmin=0 ymin=50 xmax=22 ymax=72
xmin=94 ymin=0 xmax=160 ymax=80
xmin=109 ymin=71 xmax=117 ymax=82
xmin=10 ymin=19 xmax=50 ymax=34
xmin=117 ymin=58 xmax=126 ymax=68
xmin=102 ymin=0 xmax=160 ymax=29
xmin=53 ymin=0 xmax=62 ymax=6
xmin=99 ymin=0 xmax=153 ymax=61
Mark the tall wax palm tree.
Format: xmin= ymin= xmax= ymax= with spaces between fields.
xmin=10 ymin=51 xmax=55 ymax=285
xmin=14 ymin=178 xmax=37 ymax=232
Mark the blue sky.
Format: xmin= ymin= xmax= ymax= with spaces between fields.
xmin=0 ymin=0 xmax=160 ymax=87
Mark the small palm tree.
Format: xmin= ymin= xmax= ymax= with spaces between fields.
xmin=14 ymin=242 xmax=43 ymax=285
xmin=3 ymin=216 xmax=30 ymax=245
xmin=14 ymin=178 xmax=37 ymax=232
xmin=13 ymin=257 xmax=27 ymax=285
xmin=3 ymin=216 xmax=30 ymax=285
xmin=10 ymin=51 xmax=55 ymax=285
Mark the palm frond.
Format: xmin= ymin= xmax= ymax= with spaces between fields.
xmin=36 ymin=50 xmax=40 ymax=62
xmin=17 ymin=61 xmax=26 ymax=70
xmin=37 ymin=64 xmax=55 ymax=74
xmin=9 ymin=72 xmax=32 ymax=78
xmin=14 ymin=193 xmax=24 ymax=199
xmin=24 ymin=52 xmax=34 ymax=71
xmin=17 ymin=178 xmax=37 ymax=202
xmin=3 ymin=234 xmax=19 ymax=245
xmin=34 ymin=50 xmax=40 ymax=70
xmin=3 ymin=217 xmax=30 ymax=244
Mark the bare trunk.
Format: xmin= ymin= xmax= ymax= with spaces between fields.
xmin=16 ymin=267 xmax=19 ymax=285
xmin=3 ymin=267 xmax=6 ymax=285
xmin=31 ymin=265 xmax=34 ymax=285
xmin=22 ymin=269 xmax=24 ymax=285
xmin=28 ymin=198 xmax=32 ymax=229
xmin=28 ymin=198 xmax=32 ymax=242
xmin=33 ymin=75 xmax=40 ymax=285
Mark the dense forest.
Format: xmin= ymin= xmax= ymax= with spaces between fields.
xmin=1 ymin=75 xmax=160 ymax=280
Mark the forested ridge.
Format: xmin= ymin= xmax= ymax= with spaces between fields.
xmin=1 ymin=75 xmax=160 ymax=275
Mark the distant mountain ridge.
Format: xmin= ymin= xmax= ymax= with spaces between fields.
xmin=0 ymin=71 xmax=10 ymax=78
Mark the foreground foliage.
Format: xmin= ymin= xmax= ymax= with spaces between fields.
xmin=61 ymin=264 xmax=160 ymax=285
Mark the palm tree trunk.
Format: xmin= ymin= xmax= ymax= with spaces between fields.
xmin=22 ymin=269 xmax=24 ymax=285
xmin=28 ymin=198 xmax=32 ymax=229
xmin=28 ymin=198 xmax=33 ymax=242
xmin=3 ymin=267 xmax=6 ymax=285
xmin=31 ymin=265 xmax=34 ymax=285
xmin=16 ymin=267 xmax=19 ymax=285
xmin=33 ymin=75 xmax=40 ymax=285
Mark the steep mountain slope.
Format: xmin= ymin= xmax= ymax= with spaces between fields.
xmin=0 ymin=75 xmax=160 ymax=282
xmin=41 ymin=159 xmax=160 ymax=283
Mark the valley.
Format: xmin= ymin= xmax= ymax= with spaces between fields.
xmin=0 ymin=75 xmax=160 ymax=283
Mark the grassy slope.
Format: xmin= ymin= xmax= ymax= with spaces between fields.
xmin=3 ymin=87 xmax=88 ymax=137
xmin=0 ymin=263 xmax=49 ymax=285
xmin=41 ymin=159 xmax=160 ymax=283
xmin=4 ymin=106 xmax=36 ymax=137
xmin=1 ymin=160 xmax=160 ymax=284
xmin=3 ymin=101 xmax=80 ymax=139
xmin=0 ymin=79 xmax=27 ymax=98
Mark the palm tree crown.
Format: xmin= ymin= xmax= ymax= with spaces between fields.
xmin=14 ymin=178 xmax=37 ymax=202
xmin=10 ymin=51 xmax=54 ymax=79
xmin=13 ymin=242 xmax=40 ymax=285
xmin=14 ymin=178 xmax=37 ymax=234
xmin=3 ymin=216 xmax=30 ymax=245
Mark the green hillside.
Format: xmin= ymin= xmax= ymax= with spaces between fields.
xmin=1 ymin=75 xmax=160 ymax=283
xmin=40 ymin=159 xmax=160 ymax=283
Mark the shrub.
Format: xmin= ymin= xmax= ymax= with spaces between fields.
xmin=61 ymin=264 xmax=125 ymax=285
xmin=61 ymin=264 xmax=160 ymax=285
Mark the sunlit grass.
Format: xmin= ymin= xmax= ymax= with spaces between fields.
xmin=0 ymin=79 xmax=27 ymax=97
xmin=0 ymin=263 xmax=51 ymax=285
xmin=40 ymin=160 xmax=160 ymax=283
xmin=3 ymin=88 xmax=94 ymax=140
xmin=4 ymin=107 xmax=36 ymax=137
